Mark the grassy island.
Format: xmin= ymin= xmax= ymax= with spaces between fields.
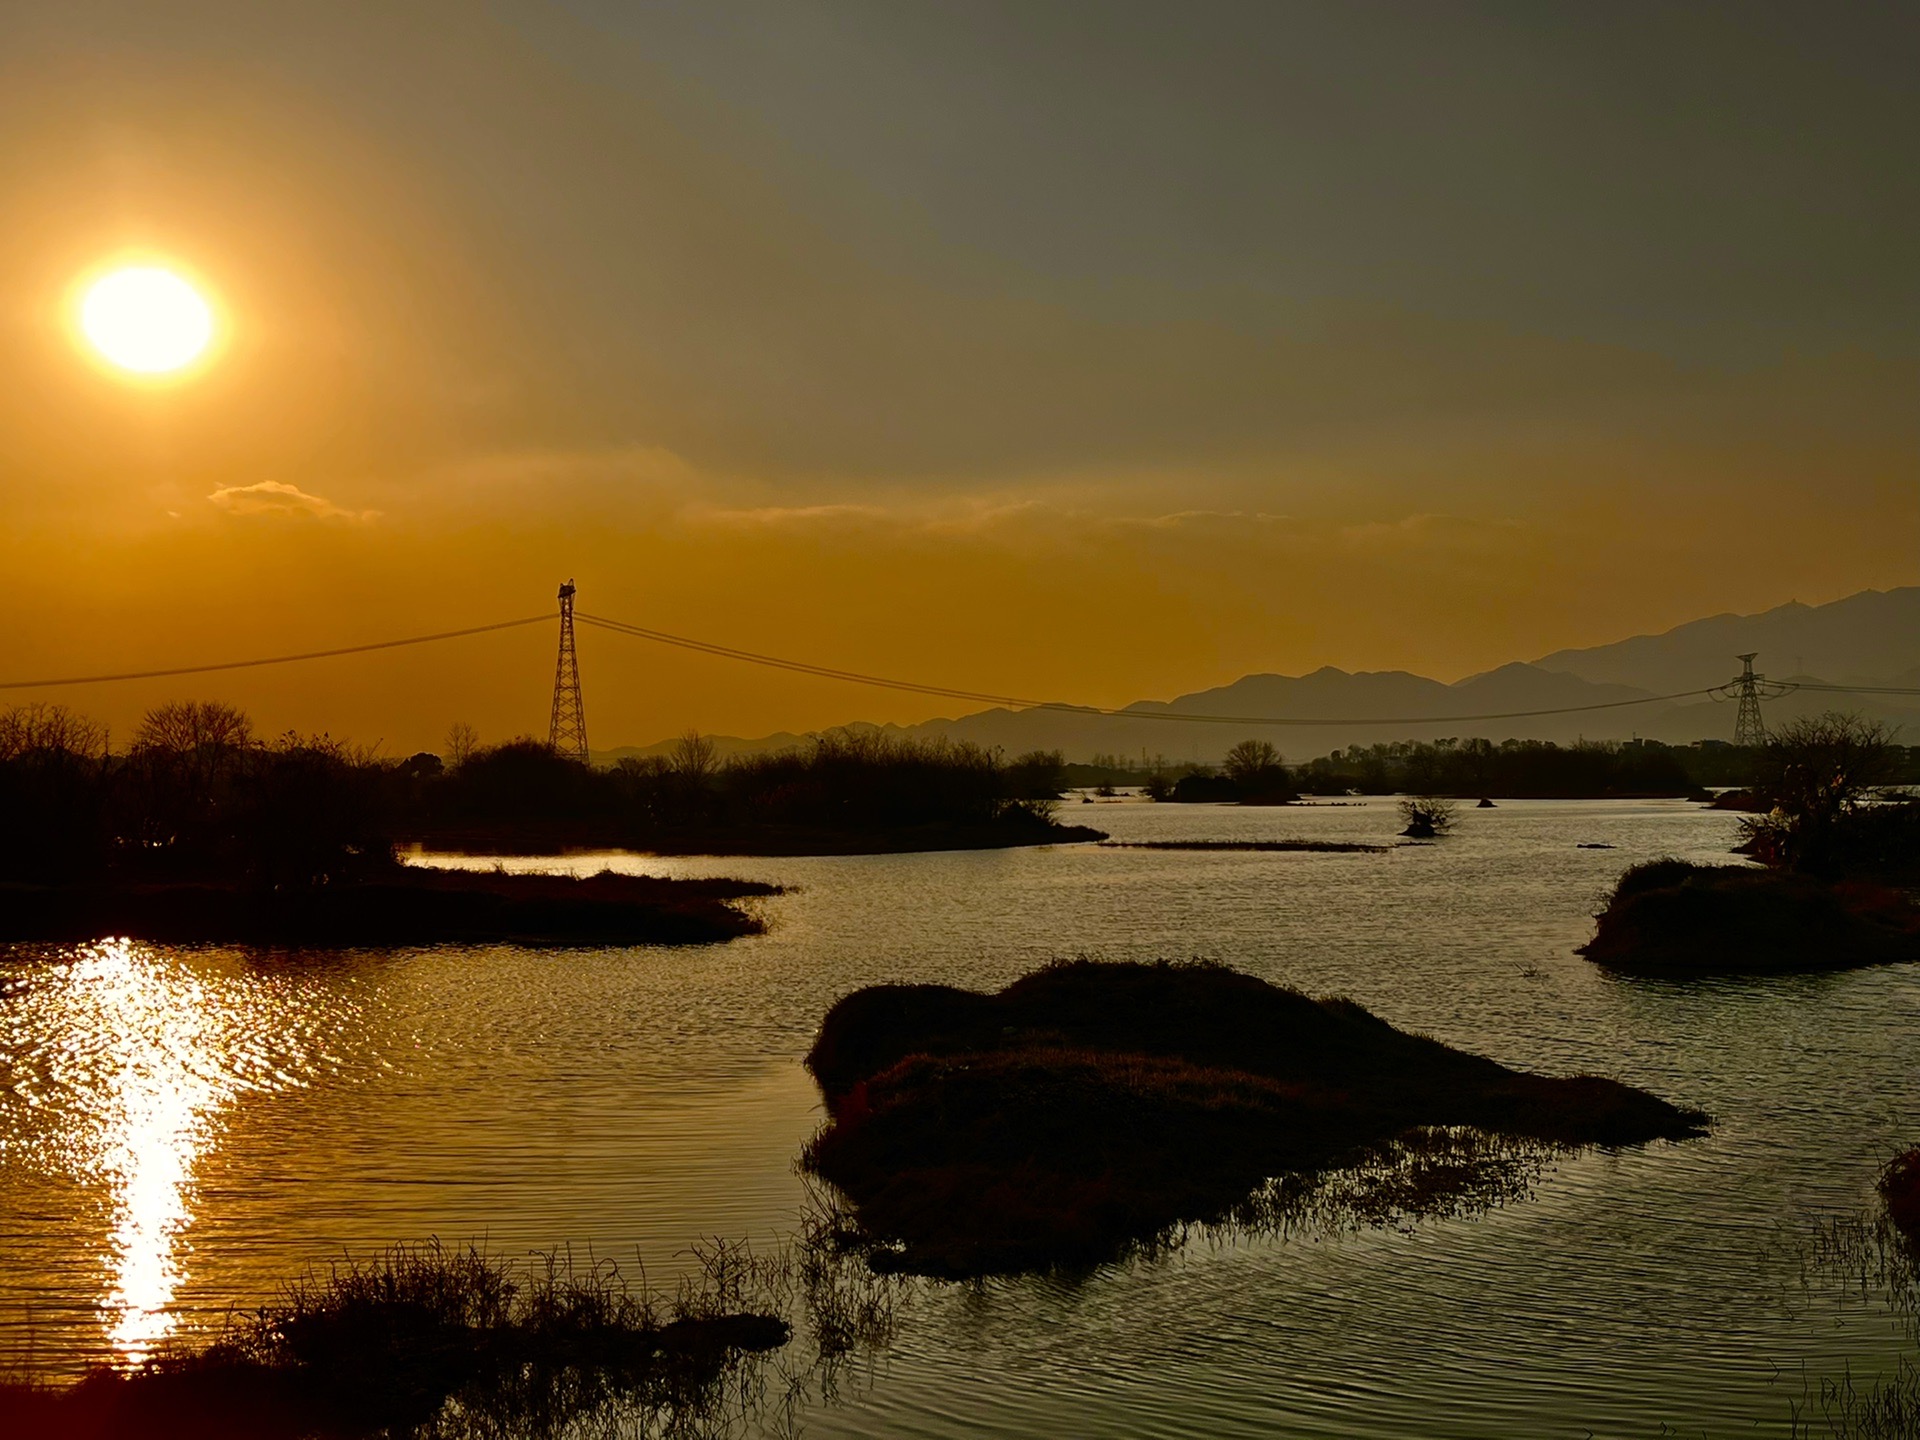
xmin=1583 ymin=716 xmax=1920 ymax=977
xmin=800 ymin=960 xmax=1706 ymax=1277
xmin=1581 ymin=860 xmax=1920 ymax=976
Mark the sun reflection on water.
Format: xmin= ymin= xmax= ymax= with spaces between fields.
xmin=81 ymin=941 xmax=228 ymax=1358
xmin=0 ymin=940 xmax=344 ymax=1365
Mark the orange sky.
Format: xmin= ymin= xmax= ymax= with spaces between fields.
xmin=2 ymin=3 xmax=1915 ymax=754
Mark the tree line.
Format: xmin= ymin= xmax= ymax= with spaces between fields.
xmin=1122 ymin=735 xmax=1710 ymax=803
xmin=0 ymin=700 xmax=1075 ymax=886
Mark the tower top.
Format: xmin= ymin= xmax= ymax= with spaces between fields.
xmin=558 ymin=579 xmax=576 ymax=602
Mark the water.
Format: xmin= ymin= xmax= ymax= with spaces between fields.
xmin=4 ymin=797 xmax=1918 ymax=1435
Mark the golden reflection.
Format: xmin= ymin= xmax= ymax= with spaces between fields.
xmin=2 ymin=940 xmax=346 ymax=1371
xmin=53 ymin=941 xmax=235 ymax=1362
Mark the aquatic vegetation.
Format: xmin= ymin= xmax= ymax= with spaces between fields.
xmin=801 ymin=959 xmax=1705 ymax=1277
xmin=1581 ymin=860 xmax=1920 ymax=975
xmin=1780 ymin=1175 xmax=1920 ymax=1439
xmin=0 ymin=1215 xmax=914 ymax=1440
xmin=0 ymin=1239 xmax=790 ymax=1439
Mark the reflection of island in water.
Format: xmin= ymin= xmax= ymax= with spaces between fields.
xmin=1 ymin=941 xmax=348 ymax=1364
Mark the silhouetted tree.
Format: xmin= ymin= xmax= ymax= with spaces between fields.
xmin=133 ymin=699 xmax=254 ymax=755
xmin=444 ymin=721 xmax=480 ymax=769
xmin=0 ymin=703 xmax=108 ymax=760
xmin=1740 ymin=713 xmax=1898 ymax=872
xmin=1399 ymin=796 xmax=1457 ymax=838
xmin=1222 ymin=738 xmax=1294 ymax=801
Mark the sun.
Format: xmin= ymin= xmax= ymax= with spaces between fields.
xmin=78 ymin=266 xmax=217 ymax=376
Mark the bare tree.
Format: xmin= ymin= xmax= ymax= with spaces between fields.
xmin=1753 ymin=713 xmax=1895 ymax=821
xmin=445 ymin=721 xmax=480 ymax=769
xmin=0 ymin=703 xmax=109 ymax=760
xmin=671 ymin=730 xmax=720 ymax=781
xmin=132 ymin=700 xmax=254 ymax=754
xmin=1741 ymin=712 xmax=1897 ymax=870
xmin=1399 ymin=796 xmax=1457 ymax=838
xmin=1224 ymin=739 xmax=1284 ymax=786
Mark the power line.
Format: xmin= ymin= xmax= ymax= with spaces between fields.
xmin=0 ymin=616 xmax=552 ymax=691
xmin=1787 ymin=682 xmax=1920 ymax=697
xmin=575 ymin=611 xmax=1734 ymax=727
xmin=6 ymin=601 xmax=1918 ymax=729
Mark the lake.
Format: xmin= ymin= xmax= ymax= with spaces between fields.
xmin=4 ymin=796 xmax=1917 ymax=1436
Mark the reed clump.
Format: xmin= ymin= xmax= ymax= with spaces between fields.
xmin=0 ymin=1240 xmax=789 ymax=1440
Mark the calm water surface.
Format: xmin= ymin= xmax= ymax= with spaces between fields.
xmin=4 ymin=797 xmax=1917 ymax=1436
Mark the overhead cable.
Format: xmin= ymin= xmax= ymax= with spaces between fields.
xmin=7 ymin=603 xmax=1918 ymax=729
xmin=0 ymin=616 xmax=552 ymax=691
xmin=575 ymin=611 xmax=1732 ymax=727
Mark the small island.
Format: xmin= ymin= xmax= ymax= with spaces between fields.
xmin=1580 ymin=860 xmax=1920 ymax=975
xmin=1582 ymin=715 xmax=1920 ymax=977
xmin=801 ymin=959 xmax=1706 ymax=1277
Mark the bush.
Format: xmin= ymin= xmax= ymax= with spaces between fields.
xmin=1399 ymin=796 xmax=1457 ymax=838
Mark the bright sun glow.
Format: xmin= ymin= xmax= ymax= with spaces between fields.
xmin=80 ymin=266 xmax=216 ymax=375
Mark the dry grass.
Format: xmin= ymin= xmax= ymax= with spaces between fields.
xmin=1777 ymin=1154 xmax=1920 ymax=1439
xmin=0 ymin=1240 xmax=792 ymax=1440
xmin=0 ymin=1212 xmax=922 ymax=1440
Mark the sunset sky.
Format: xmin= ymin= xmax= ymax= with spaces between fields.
xmin=2 ymin=2 xmax=1914 ymax=754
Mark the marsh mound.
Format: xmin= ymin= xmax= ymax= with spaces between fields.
xmin=0 ymin=867 xmax=776 ymax=946
xmin=1580 ymin=860 xmax=1920 ymax=976
xmin=801 ymin=960 xmax=1705 ymax=1277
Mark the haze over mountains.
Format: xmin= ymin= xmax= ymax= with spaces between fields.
xmin=604 ymin=588 xmax=1920 ymax=766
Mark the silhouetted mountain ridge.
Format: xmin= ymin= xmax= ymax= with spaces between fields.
xmin=1534 ymin=587 xmax=1920 ymax=693
xmin=599 ymin=587 xmax=1920 ymax=766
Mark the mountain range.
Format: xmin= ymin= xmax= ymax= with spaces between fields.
xmin=600 ymin=586 xmax=1920 ymax=766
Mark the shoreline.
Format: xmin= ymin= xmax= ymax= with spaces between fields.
xmin=0 ymin=868 xmax=776 ymax=947
xmin=400 ymin=819 xmax=1108 ymax=858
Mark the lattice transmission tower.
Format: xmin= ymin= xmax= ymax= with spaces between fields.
xmin=548 ymin=579 xmax=589 ymax=762
xmin=1730 ymin=653 xmax=1769 ymax=747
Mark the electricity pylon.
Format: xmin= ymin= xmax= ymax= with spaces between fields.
xmin=548 ymin=579 xmax=589 ymax=763
xmin=1730 ymin=653 xmax=1769 ymax=747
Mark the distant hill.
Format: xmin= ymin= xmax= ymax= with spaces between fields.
xmin=598 ymin=586 xmax=1920 ymax=766
xmin=1532 ymin=587 xmax=1920 ymax=694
